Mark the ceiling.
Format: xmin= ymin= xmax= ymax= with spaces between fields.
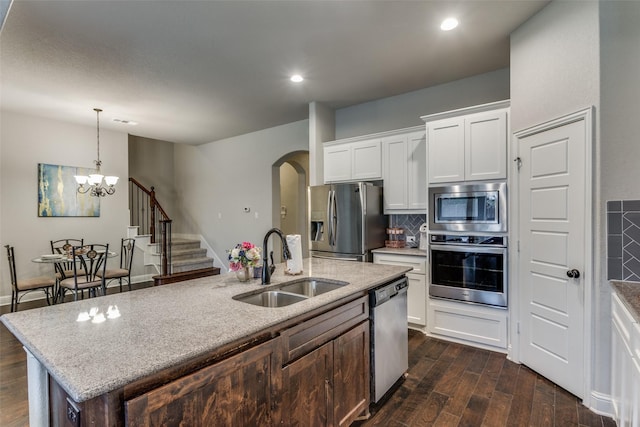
xmin=1 ymin=0 xmax=549 ymax=145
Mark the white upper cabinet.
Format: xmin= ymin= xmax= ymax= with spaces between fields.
xmin=352 ymin=139 xmax=382 ymax=180
xmin=465 ymin=110 xmax=508 ymax=181
xmin=324 ymin=144 xmax=352 ymax=182
xmin=423 ymin=101 xmax=509 ymax=184
xmin=427 ymin=118 xmax=465 ymax=183
xmin=323 ymin=139 xmax=381 ymax=183
xmin=382 ymin=130 xmax=426 ymax=213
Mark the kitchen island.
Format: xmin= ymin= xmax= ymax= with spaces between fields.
xmin=1 ymin=257 xmax=410 ymax=426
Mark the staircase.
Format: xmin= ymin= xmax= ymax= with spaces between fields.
xmin=148 ymin=237 xmax=220 ymax=286
xmin=128 ymin=178 xmax=220 ymax=286
xmin=171 ymin=238 xmax=215 ymax=273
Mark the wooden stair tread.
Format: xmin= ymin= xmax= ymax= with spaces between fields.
xmin=153 ymin=267 xmax=221 ymax=286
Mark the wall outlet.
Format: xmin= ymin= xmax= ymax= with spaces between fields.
xmin=406 ymin=235 xmax=416 ymax=244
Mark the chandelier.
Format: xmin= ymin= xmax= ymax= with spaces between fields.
xmin=74 ymin=108 xmax=119 ymax=197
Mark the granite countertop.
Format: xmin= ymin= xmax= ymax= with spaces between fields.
xmin=1 ymin=258 xmax=410 ymax=403
xmin=611 ymin=280 xmax=640 ymax=323
xmin=372 ymin=246 xmax=427 ymax=257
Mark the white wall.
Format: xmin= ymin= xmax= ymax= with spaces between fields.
xmin=0 ymin=110 xmax=129 ymax=301
xmin=510 ymin=0 xmax=605 ymax=408
xmin=335 ymin=68 xmax=510 ymax=140
xmin=173 ymin=120 xmax=308 ymax=269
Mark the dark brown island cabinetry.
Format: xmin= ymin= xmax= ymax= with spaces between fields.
xmin=125 ymin=337 xmax=284 ymax=426
xmin=282 ymin=297 xmax=370 ymax=427
xmin=49 ymin=295 xmax=370 ymax=427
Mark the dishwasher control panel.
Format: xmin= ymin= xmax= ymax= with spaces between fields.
xmin=370 ymin=277 xmax=408 ymax=306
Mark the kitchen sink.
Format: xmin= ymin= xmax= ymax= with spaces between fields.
xmin=277 ymin=278 xmax=349 ymax=297
xmin=235 ymin=291 xmax=307 ymax=308
xmin=234 ymin=278 xmax=350 ymax=308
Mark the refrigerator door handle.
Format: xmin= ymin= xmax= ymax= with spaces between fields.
xmin=331 ymin=190 xmax=338 ymax=246
xmin=326 ymin=190 xmax=333 ymax=246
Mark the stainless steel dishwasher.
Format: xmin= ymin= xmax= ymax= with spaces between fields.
xmin=370 ymin=276 xmax=409 ymax=403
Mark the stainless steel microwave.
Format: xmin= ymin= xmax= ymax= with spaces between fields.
xmin=428 ymin=182 xmax=507 ymax=232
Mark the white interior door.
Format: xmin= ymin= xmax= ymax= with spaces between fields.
xmin=517 ymin=114 xmax=589 ymax=398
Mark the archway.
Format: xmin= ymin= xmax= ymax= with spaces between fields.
xmin=271 ymin=151 xmax=309 ymax=262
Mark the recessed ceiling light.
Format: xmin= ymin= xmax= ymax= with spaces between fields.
xmin=112 ymin=118 xmax=138 ymax=125
xmin=290 ymin=74 xmax=304 ymax=83
xmin=440 ymin=17 xmax=459 ymax=31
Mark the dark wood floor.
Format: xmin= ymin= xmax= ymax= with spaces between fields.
xmin=1 ymin=292 xmax=614 ymax=427
xmin=356 ymin=329 xmax=615 ymax=427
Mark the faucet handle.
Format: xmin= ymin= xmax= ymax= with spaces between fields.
xmin=269 ymin=251 xmax=276 ymax=274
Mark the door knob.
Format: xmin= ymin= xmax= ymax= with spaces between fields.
xmin=566 ymin=269 xmax=580 ymax=279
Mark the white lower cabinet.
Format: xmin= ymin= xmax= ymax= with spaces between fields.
xmin=373 ymin=252 xmax=426 ymax=328
xmin=427 ymin=297 xmax=507 ymax=351
xmin=611 ymin=291 xmax=640 ymax=427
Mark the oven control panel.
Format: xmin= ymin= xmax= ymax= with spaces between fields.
xmin=430 ymin=234 xmax=506 ymax=247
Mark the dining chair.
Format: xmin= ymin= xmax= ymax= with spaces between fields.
xmin=97 ymin=238 xmax=135 ymax=292
xmin=5 ymin=245 xmax=56 ymax=312
xmin=59 ymin=244 xmax=109 ymax=301
xmin=50 ymin=238 xmax=85 ymax=280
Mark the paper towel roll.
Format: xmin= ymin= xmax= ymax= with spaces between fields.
xmin=285 ymin=234 xmax=303 ymax=275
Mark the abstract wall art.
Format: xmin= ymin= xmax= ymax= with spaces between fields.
xmin=37 ymin=163 xmax=100 ymax=217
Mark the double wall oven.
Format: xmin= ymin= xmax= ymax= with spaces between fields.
xmin=428 ymin=182 xmax=508 ymax=308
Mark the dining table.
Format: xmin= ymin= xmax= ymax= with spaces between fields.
xmin=31 ymin=250 xmax=118 ymax=303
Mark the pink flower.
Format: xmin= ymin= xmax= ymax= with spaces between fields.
xmin=241 ymin=241 xmax=254 ymax=250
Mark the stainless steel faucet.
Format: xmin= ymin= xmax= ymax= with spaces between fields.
xmin=262 ymin=228 xmax=291 ymax=284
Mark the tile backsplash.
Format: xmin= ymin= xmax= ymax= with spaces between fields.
xmin=607 ymin=200 xmax=640 ymax=281
xmin=389 ymin=214 xmax=427 ymax=246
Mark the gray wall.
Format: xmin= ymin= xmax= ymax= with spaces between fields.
xmin=335 ymin=68 xmax=510 ymax=140
xmin=599 ymin=0 xmax=640 ymax=399
xmin=173 ymin=120 xmax=309 ymax=270
xmin=0 ymin=110 xmax=129 ymax=302
xmin=510 ymin=0 xmax=605 ymax=404
xmin=128 ymin=135 xmax=178 ymax=227
xmin=600 ymin=1 xmax=640 ymax=201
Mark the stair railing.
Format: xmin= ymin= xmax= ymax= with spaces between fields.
xmin=129 ymin=177 xmax=173 ymax=276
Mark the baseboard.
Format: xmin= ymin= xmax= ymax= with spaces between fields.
xmin=586 ymin=390 xmax=613 ymax=418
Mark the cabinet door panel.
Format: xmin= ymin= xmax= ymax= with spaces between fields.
xmin=125 ymin=338 xmax=282 ymax=427
xmin=465 ymin=110 xmax=507 ymax=181
xmin=352 ymin=140 xmax=382 ymax=180
xmin=408 ymin=132 xmax=427 ymax=210
xmin=427 ymin=118 xmax=464 ymax=183
xmin=283 ymin=342 xmax=333 ymax=427
xmin=382 ymin=136 xmax=409 ymax=211
xmin=324 ymin=145 xmax=352 ymax=182
xmin=407 ymin=273 xmax=426 ymax=326
xmin=333 ymin=321 xmax=370 ymax=427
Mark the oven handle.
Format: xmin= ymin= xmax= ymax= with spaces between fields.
xmin=429 ymin=244 xmax=506 ymax=255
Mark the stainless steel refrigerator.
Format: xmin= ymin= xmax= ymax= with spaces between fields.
xmin=309 ymin=182 xmax=386 ymax=262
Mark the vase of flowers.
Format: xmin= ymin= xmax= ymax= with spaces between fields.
xmin=227 ymin=241 xmax=261 ymax=282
